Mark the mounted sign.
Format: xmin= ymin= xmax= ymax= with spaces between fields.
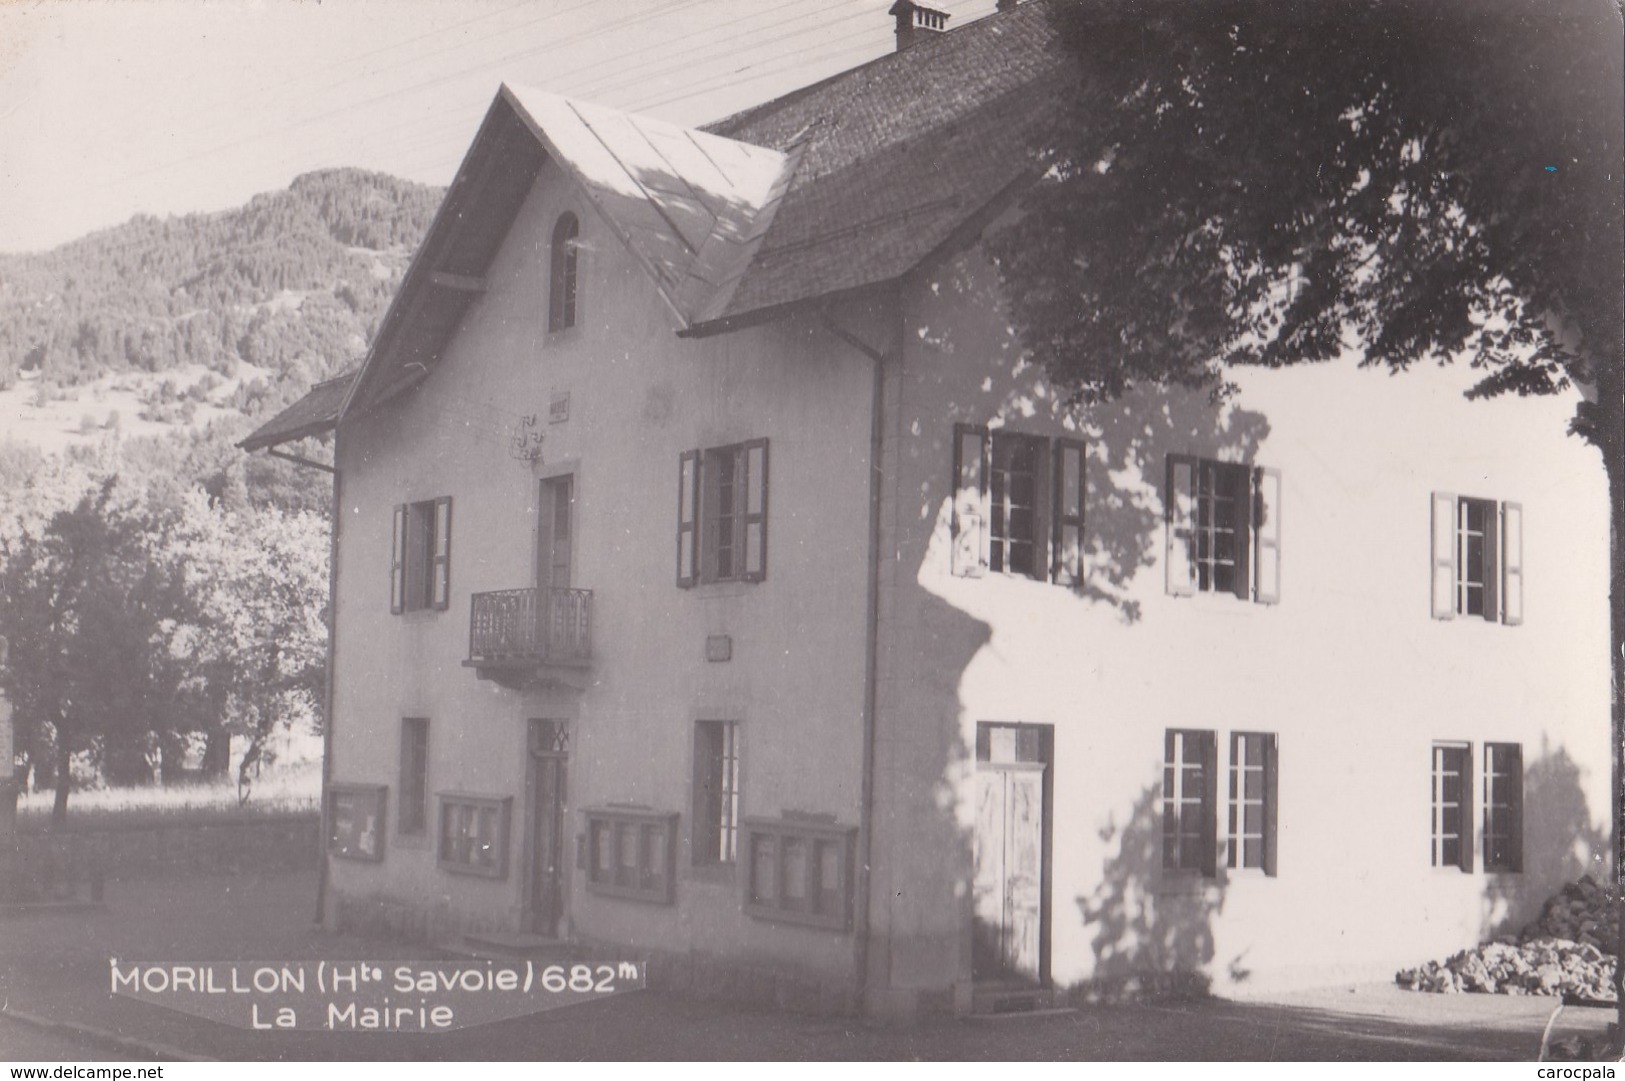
xmin=328 ymin=783 xmax=387 ymax=862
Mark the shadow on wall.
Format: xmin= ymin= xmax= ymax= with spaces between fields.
xmin=1078 ymin=386 xmax=1272 ymax=621
xmin=1076 ymin=783 xmax=1224 ymax=1000
xmin=914 ymin=248 xmax=1274 ymax=622
xmin=1481 ymin=741 xmax=1607 ymax=940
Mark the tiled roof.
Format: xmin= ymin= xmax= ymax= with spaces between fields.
xmin=699 ymin=0 xmax=1067 ymax=325
xmin=237 ymin=370 xmax=353 ymax=451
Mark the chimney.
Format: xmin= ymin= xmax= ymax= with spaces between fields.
xmin=888 ymin=0 xmax=951 ymax=52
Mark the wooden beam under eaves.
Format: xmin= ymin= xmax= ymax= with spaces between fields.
xmin=428 ymin=270 xmax=486 ymax=293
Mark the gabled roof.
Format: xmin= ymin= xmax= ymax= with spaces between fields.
xmin=271 ymin=0 xmax=1069 ymax=432
xmin=504 ymin=87 xmax=804 ymax=329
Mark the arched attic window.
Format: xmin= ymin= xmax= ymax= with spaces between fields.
xmin=549 ymin=212 xmax=580 ymax=332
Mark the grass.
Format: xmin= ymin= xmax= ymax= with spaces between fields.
xmin=15 ymin=758 xmax=321 ymax=827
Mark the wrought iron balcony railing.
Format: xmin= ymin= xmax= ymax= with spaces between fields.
xmin=468 ymin=587 xmax=592 ymax=668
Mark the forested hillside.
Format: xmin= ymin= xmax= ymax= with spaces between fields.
xmin=0 ymin=168 xmax=442 ymax=414
xmin=0 ymin=169 xmax=444 ymax=805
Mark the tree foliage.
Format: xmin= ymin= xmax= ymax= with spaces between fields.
xmin=992 ymin=0 xmax=1622 ymax=449
xmin=0 ymin=462 xmax=329 ymax=819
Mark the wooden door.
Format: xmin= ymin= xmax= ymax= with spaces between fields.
xmin=973 ymin=761 xmax=1046 ymax=981
xmin=972 ymin=721 xmax=1050 ymax=984
xmin=526 ymin=720 xmax=569 ymax=937
xmin=537 ymin=477 xmax=573 ymax=592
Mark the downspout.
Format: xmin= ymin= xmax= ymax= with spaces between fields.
xmin=820 ymin=306 xmax=894 ymax=1013
xmin=315 ymin=438 xmax=342 ymax=926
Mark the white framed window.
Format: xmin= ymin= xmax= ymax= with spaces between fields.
xmin=1431 ymin=493 xmax=1522 ymax=624
xmin=1226 ymin=732 xmax=1278 ymax=875
xmin=951 ymin=426 xmax=1087 ymax=587
xmin=677 ymin=440 xmax=768 ymax=586
xmin=391 ymin=497 xmax=452 ymax=613
xmin=549 ymin=213 xmax=580 ymax=332
xmin=1165 ymin=455 xmax=1280 ymax=603
xmin=1162 ymin=729 xmax=1217 ymax=876
xmin=1430 ymin=742 xmax=1473 ymax=872
xmin=693 ymin=721 xmax=741 ymax=866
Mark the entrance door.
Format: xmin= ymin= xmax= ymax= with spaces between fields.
xmin=525 ymin=719 xmax=569 ymax=937
xmin=972 ymin=723 xmax=1051 ymax=983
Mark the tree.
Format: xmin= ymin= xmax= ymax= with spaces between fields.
xmin=0 ymin=481 xmax=173 ymax=819
xmin=158 ymin=493 xmax=328 ymax=802
xmin=990 ymin=0 xmax=1622 ymax=1012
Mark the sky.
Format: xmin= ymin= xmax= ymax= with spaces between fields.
xmin=0 ymin=0 xmax=1002 ymax=254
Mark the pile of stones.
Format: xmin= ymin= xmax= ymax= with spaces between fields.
xmin=1395 ymin=876 xmax=1619 ymax=1003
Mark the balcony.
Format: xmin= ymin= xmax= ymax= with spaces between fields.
xmin=464 ymin=588 xmax=592 ymax=690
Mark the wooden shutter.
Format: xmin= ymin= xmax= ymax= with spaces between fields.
xmin=431 ymin=497 xmax=452 ymax=611
xmin=1261 ymin=734 xmax=1279 ymax=877
xmin=390 ymin=504 xmax=407 ymax=614
xmin=1165 ymin=456 xmax=1196 ymax=596
xmin=1229 ymin=464 xmax=1252 ymax=601
xmin=1199 ymin=730 xmax=1219 ymax=878
xmin=1501 ymin=501 xmax=1523 ymax=625
xmin=1479 ymin=499 xmax=1498 ymax=623
xmin=742 ymin=439 xmax=768 ymax=582
xmin=1504 ymin=743 xmax=1524 ymax=872
xmin=1430 ymin=491 xmax=1457 ymax=619
xmin=1252 ymin=467 xmax=1282 ymax=605
xmin=952 ymin=425 xmax=989 ymax=577
xmin=1051 ymin=439 xmax=1086 ymax=588
xmin=677 ymin=451 xmax=699 ymax=587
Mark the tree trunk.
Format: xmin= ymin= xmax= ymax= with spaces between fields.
xmin=51 ymin=722 xmax=70 ymax=825
xmin=1594 ymin=353 xmax=1625 ymax=1042
xmin=200 ymin=727 xmax=231 ymax=779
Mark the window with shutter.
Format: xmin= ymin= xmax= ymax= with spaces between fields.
xmin=1227 ymin=732 xmax=1278 ymax=875
xmin=676 ymin=440 xmax=770 ymax=587
xmin=392 ymin=497 xmax=453 ymax=614
xmin=1431 ymin=492 xmax=1522 ymax=625
xmin=951 ymin=426 xmax=1089 ymax=588
xmin=1162 ymin=728 xmax=1218 ymax=877
xmin=1166 ymin=454 xmax=1278 ymax=604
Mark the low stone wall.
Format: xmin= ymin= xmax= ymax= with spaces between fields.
xmin=10 ymin=812 xmax=321 ymax=882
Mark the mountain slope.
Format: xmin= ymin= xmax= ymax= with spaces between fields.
xmin=0 ymin=168 xmax=443 ymax=422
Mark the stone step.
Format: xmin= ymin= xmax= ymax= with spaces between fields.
xmin=969 ymin=984 xmax=1070 ymax=1017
